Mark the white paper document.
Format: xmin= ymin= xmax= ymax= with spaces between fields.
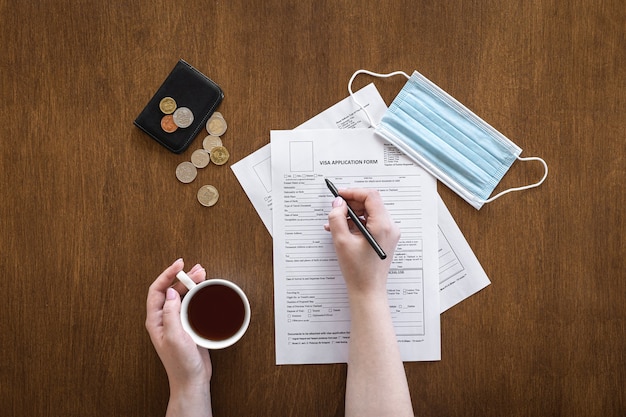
xmin=231 ymin=143 xmax=275 ymax=232
xmin=271 ymin=128 xmax=441 ymax=364
xmin=437 ymin=199 xmax=490 ymax=312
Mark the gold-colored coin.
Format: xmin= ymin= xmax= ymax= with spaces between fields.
xmin=202 ymin=135 xmax=223 ymax=152
xmin=197 ymin=185 xmax=219 ymax=207
xmin=175 ymin=161 xmax=197 ymax=184
xmin=191 ymin=149 xmax=211 ymax=168
xmin=159 ymin=97 xmax=177 ymax=114
xmin=206 ymin=114 xmax=227 ymax=136
xmin=210 ymin=146 xmax=230 ymax=165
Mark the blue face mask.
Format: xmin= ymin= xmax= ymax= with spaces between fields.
xmin=348 ymin=70 xmax=548 ymax=209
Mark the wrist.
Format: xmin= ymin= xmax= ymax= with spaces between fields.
xmin=167 ymin=379 xmax=212 ymax=417
xmin=347 ymin=287 xmax=389 ymax=309
xmin=169 ymin=373 xmax=210 ymax=396
xmin=163 ymin=355 xmax=212 ymax=394
xmin=345 ymin=277 xmax=388 ymax=300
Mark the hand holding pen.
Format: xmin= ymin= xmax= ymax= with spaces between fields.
xmin=324 ymin=183 xmax=411 ymax=416
xmin=325 ymin=181 xmax=401 ymax=292
xmin=326 ymin=179 xmax=387 ymax=259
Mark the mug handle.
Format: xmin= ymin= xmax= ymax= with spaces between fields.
xmin=176 ymin=271 xmax=197 ymax=291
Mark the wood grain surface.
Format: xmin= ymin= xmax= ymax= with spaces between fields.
xmin=1 ymin=1 xmax=624 ymax=416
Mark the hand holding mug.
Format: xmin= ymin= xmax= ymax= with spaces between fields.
xmin=145 ymin=259 xmax=212 ymax=387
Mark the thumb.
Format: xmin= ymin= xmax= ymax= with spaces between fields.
xmin=162 ymin=287 xmax=182 ymax=330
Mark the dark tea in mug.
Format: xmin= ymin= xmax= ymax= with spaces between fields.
xmin=187 ymin=284 xmax=246 ymax=341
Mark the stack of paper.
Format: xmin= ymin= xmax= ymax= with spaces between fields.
xmin=232 ymin=84 xmax=490 ymax=365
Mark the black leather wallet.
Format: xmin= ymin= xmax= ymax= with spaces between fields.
xmin=134 ymin=59 xmax=224 ymax=153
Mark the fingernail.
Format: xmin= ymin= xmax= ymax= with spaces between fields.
xmin=166 ymin=287 xmax=177 ymax=300
xmin=332 ymin=196 xmax=344 ymax=208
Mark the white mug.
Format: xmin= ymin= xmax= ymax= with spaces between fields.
xmin=176 ymin=271 xmax=250 ymax=349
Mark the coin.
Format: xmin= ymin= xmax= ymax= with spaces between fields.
xmin=161 ymin=115 xmax=178 ymax=133
xmin=206 ymin=114 xmax=227 ymax=136
xmin=191 ymin=149 xmax=211 ymax=168
xmin=210 ymin=145 xmax=230 ymax=165
xmin=173 ymin=107 xmax=194 ymax=128
xmin=175 ymin=161 xmax=197 ymax=183
xmin=202 ymin=135 xmax=223 ymax=152
xmin=159 ymin=97 xmax=177 ymax=114
xmin=197 ymin=185 xmax=219 ymax=207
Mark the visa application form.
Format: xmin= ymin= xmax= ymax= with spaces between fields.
xmin=271 ymin=128 xmax=441 ymax=364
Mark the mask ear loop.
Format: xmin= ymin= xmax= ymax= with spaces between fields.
xmin=348 ymin=69 xmax=410 ymax=127
xmin=481 ymin=156 xmax=549 ymax=203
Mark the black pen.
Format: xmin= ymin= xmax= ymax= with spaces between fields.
xmin=325 ymin=178 xmax=387 ymax=260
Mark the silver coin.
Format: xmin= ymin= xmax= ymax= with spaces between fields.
xmin=202 ymin=135 xmax=223 ymax=152
xmin=197 ymin=185 xmax=219 ymax=207
xmin=206 ymin=114 xmax=227 ymax=136
xmin=175 ymin=161 xmax=197 ymax=183
xmin=173 ymin=107 xmax=194 ymax=128
xmin=191 ymin=149 xmax=211 ymax=168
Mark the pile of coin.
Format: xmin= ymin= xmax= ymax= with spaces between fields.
xmin=159 ymin=97 xmax=194 ymax=133
xmin=175 ymin=111 xmax=230 ymax=207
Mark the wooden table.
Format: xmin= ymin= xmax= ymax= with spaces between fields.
xmin=1 ymin=1 xmax=624 ymax=416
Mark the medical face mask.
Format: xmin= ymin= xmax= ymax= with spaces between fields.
xmin=348 ymin=70 xmax=548 ymax=209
